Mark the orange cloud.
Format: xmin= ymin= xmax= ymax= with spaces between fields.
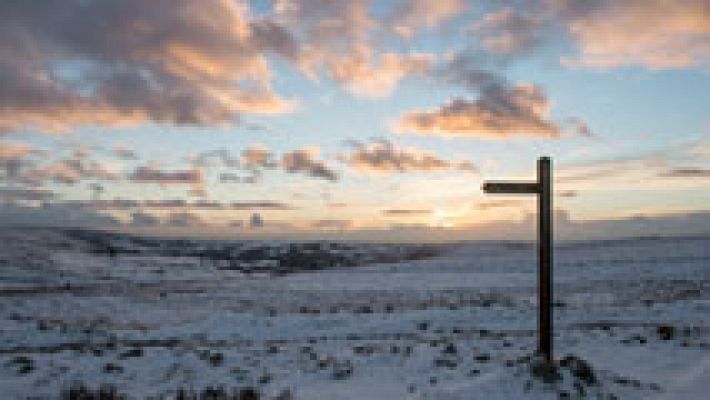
xmin=22 ymin=159 xmax=119 ymax=185
xmin=341 ymin=139 xmax=477 ymax=173
xmin=324 ymin=46 xmax=433 ymax=97
xmin=279 ymin=0 xmax=436 ymax=97
xmin=129 ymin=166 xmax=203 ymax=185
xmin=0 ymin=141 xmax=33 ymax=160
xmin=396 ymin=84 xmax=562 ymax=138
xmin=0 ymin=0 xmax=295 ymax=134
xmin=471 ymin=7 xmax=543 ymax=55
xmin=558 ymin=0 xmax=710 ymax=69
xmin=391 ymin=0 xmax=467 ymax=38
xmin=281 ymin=149 xmax=338 ymax=181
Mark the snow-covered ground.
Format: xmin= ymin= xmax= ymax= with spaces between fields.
xmin=0 ymin=228 xmax=708 ymax=399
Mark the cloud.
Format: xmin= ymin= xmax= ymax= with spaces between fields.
xmin=230 ymin=201 xmax=294 ymax=210
xmin=219 ymin=172 xmax=258 ymax=184
xmin=557 ymin=0 xmax=710 ymax=70
xmin=129 ymin=166 xmax=203 ymax=185
xmin=324 ymin=46 xmax=434 ymax=97
xmin=390 ymin=0 xmax=467 ymax=38
xmin=249 ymin=212 xmax=264 ymax=228
xmin=23 ymin=162 xmax=81 ymax=185
xmin=241 ymin=145 xmax=277 ymax=169
xmin=552 ymin=144 xmax=710 ymax=191
xmin=0 ymin=141 xmax=40 ymax=181
xmin=556 ymin=156 xmax=667 ymax=185
xmin=113 ymin=145 xmax=138 ymax=160
xmin=397 ymin=83 xmax=563 ymax=138
xmin=475 ymin=199 xmax=525 ymax=210
xmin=77 ymin=199 xmax=293 ymax=210
xmin=468 ymin=1 xmax=710 ymax=71
xmin=394 ymin=55 xmax=591 ymax=139
xmin=0 ymin=141 xmax=34 ymax=160
xmin=129 ymin=211 xmax=161 ymax=227
xmin=0 ymin=203 xmax=118 ymax=228
xmin=0 ymin=187 xmax=56 ymax=202
xmin=0 ymin=0 xmax=296 ymax=134
xmin=659 ymin=168 xmax=710 ymax=178
xmin=341 ymin=139 xmax=477 ymax=173
xmin=20 ymin=157 xmax=120 ymax=186
xmin=88 ymin=182 xmax=105 ymax=196
xmin=471 ymin=7 xmax=543 ymax=55
xmin=165 ymin=212 xmax=204 ymax=227
xmin=382 ymin=209 xmax=432 ymax=216
xmin=311 ymin=219 xmax=353 ymax=230
xmin=188 ymin=149 xmax=240 ymax=169
xmin=277 ymin=0 xmax=435 ymax=97
xmin=281 ymin=149 xmax=338 ymax=181
xmin=455 ymin=160 xmax=479 ymax=172
xmin=557 ymin=190 xmax=578 ymax=198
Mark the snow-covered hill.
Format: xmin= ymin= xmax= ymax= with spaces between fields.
xmin=0 ymin=228 xmax=708 ymax=399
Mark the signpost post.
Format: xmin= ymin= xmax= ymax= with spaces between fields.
xmin=482 ymin=157 xmax=553 ymax=362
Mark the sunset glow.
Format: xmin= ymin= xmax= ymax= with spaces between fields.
xmin=0 ymin=0 xmax=708 ymax=240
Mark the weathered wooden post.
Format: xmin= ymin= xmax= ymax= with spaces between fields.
xmin=482 ymin=157 xmax=553 ymax=361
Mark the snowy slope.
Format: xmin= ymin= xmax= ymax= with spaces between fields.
xmin=0 ymin=228 xmax=708 ymax=399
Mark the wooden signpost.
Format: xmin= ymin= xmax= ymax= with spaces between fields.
xmin=482 ymin=157 xmax=553 ymax=362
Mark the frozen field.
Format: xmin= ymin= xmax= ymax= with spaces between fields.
xmin=0 ymin=228 xmax=708 ymax=399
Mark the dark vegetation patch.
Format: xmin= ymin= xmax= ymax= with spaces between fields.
xmin=63 ymin=229 xmax=448 ymax=276
xmin=7 ymin=355 xmax=34 ymax=374
xmin=59 ymin=383 xmax=265 ymax=400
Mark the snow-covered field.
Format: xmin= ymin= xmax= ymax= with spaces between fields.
xmin=0 ymin=228 xmax=708 ymax=399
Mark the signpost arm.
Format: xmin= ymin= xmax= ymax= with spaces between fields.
xmin=538 ymin=157 xmax=553 ymax=361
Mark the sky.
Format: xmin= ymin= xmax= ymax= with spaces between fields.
xmin=0 ymin=0 xmax=709 ymax=240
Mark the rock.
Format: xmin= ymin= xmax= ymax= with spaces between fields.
xmin=657 ymin=325 xmax=675 ymax=341
xmin=355 ymin=305 xmax=373 ymax=314
xmin=9 ymin=356 xmax=34 ymax=375
xmin=353 ymin=344 xmax=374 ymax=355
xmin=560 ymin=355 xmax=596 ymax=385
xmin=103 ymin=363 xmax=123 ymax=374
xmin=119 ymin=347 xmax=143 ymax=359
xmin=200 ymin=387 xmax=229 ymax=399
xmin=574 ymin=381 xmax=586 ymax=397
xmin=208 ymin=352 xmax=224 ymax=367
xmin=434 ymin=357 xmax=458 ymax=369
xmin=238 ymin=387 xmax=260 ymax=400
xmin=332 ymin=360 xmax=353 ymax=380
xmin=37 ymin=320 xmax=51 ymax=331
xmin=61 ymin=383 xmax=124 ymax=400
xmin=531 ymin=358 xmax=561 ymax=384
xmin=613 ymin=376 xmax=632 ymax=386
xmin=442 ymin=343 xmax=457 ymax=355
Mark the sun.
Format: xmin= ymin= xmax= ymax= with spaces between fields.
xmin=431 ymin=209 xmax=454 ymax=228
